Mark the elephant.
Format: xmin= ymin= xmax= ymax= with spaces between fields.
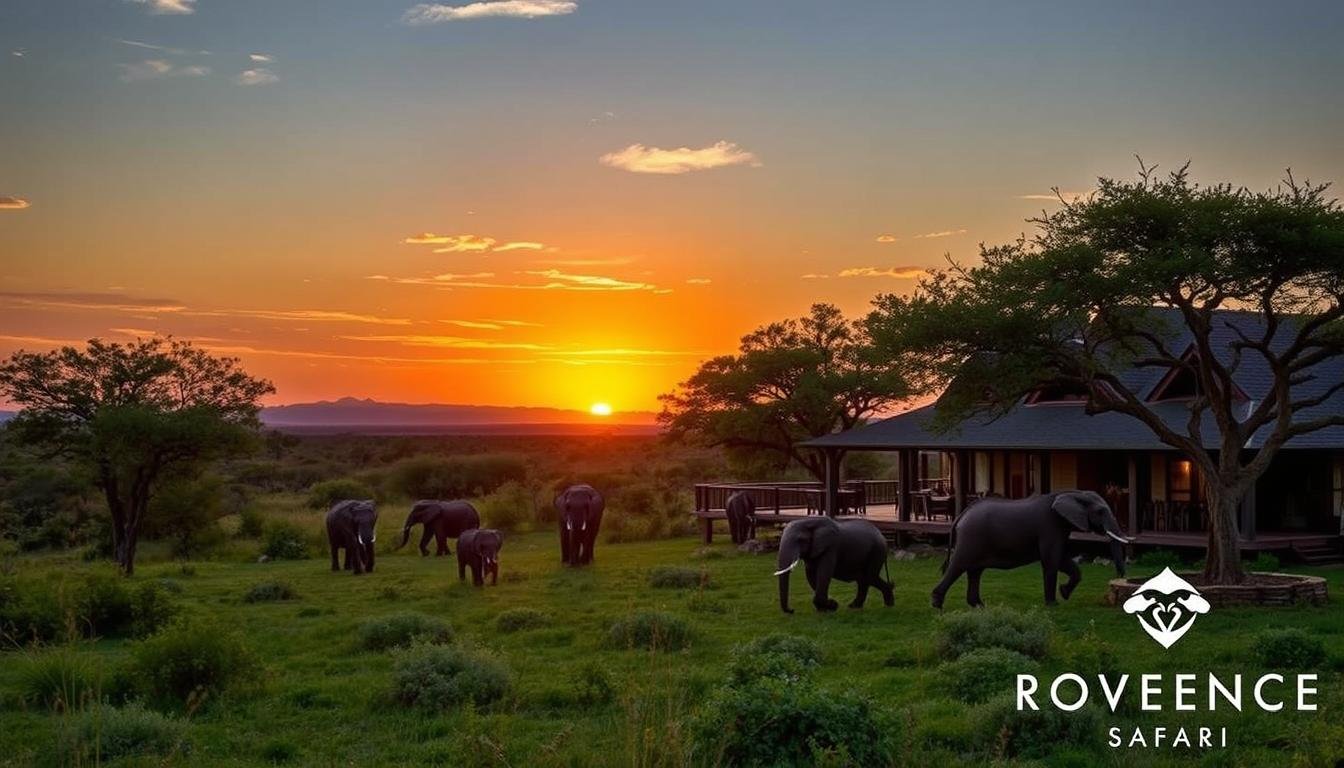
xmin=326 ymin=499 xmax=378 ymax=575
xmin=457 ymin=528 xmax=503 ymax=586
xmin=395 ymin=500 xmax=480 ymax=557
xmin=555 ymin=484 xmax=604 ymax=566
xmin=930 ymin=490 xmax=1131 ymax=609
xmin=775 ymin=517 xmax=894 ymax=613
xmin=725 ymin=491 xmax=757 ymax=544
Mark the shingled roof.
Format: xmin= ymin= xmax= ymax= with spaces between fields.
xmin=805 ymin=308 xmax=1344 ymax=451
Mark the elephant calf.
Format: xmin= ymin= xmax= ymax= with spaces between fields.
xmin=725 ymin=491 xmax=757 ymax=545
xmin=775 ymin=517 xmax=893 ymax=613
xmin=327 ymin=499 xmax=378 ymax=575
xmin=458 ymin=528 xmax=503 ymax=586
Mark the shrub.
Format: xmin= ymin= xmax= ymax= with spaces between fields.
xmin=129 ymin=581 xmax=179 ymax=638
xmin=16 ymin=647 xmax=100 ymax=711
xmin=127 ymin=622 xmax=259 ymax=710
xmin=261 ymin=520 xmax=310 ymax=560
xmin=243 ymin=580 xmax=298 ymax=603
xmin=306 ymin=478 xmax=375 ymax=510
xmin=260 ymin=739 xmax=300 ymax=763
xmin=58 ymin=703 xmax=187 ymax=763
xmin=728 ymin=634 xmax=824 ymax=686
xmin=390 ymin=644 xmax=512 ymax=711
xmin=1133 ymin=548 xmax=1184 ymax=569
xmin=237 ymin=506 xmax=267 ymax=539
xmin=974 ymin=694 xmax=1101 ymax=758
xmin=606 ymin=611 xmax=692 ymax=651
xmin=143 ymin=475 xmax=228 ymax=558
xmin=692 ymin=679 xmax=891 ymax=766
xmin=495 ymin=608 xmax=551 ymax=633
xmin=386 ymin=454 xmax=527 ymax=500
xmin=477 ymin=480 xmax=535 ymax=533
xmin=940 ymin=648 xmax=1038 ymax=703
xmin=0 ymin=578 xmax=65 ymax=643
xmin=1248 ymin=552 xmax=1281 ymax=572
xmin=1250 ymin=628 xmax=1326 ymax=670
xmin=648 ymin=565 xmax=710 ymax=590
xmin=359 ymin=612 xmax=454 ymax=651
xmin=570 ymin=661 xmax=616 ymax=708
xmin=73 ymin=571 xmax=135 ymax=637
xmin=934 ymin=607 xmax=1051 ymax=660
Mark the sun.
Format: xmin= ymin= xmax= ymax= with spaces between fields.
xmin=589 ymin=402 xmax=613 ymax=417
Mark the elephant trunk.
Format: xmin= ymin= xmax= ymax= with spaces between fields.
xmin=1102 ymin=520 xmax=1129 ymax=576
xmin=775 ymin=539 xmax=801 ymax=614
xmin=395 ymin=509 xmax=419 ymax=550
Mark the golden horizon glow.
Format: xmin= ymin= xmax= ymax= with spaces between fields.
xmin=589 ymin=402 xmax=613 ymax=417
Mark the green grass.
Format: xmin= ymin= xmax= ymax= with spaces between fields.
xmin=1 ymin=533 xmax=1342 ymax=766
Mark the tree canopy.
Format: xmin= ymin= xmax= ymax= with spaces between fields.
xmin=866 ymin=163 xmax=1344 ymax=583
xmin=0 ymin=338 xmax=274 ymax=574
xmin=659 ymin=304 xmax=914 ymax=480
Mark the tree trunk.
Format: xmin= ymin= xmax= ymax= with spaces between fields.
xmin=1202 ymin=486 xmax=1244 ymax=584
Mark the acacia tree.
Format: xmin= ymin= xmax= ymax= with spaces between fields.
xmin=867 ymin=163 xmax=1344 ymax=584
xmin=0 ymin=338 xmax=274 ymax=574
xmin=659 ymin=304 xmax=915 ymax=480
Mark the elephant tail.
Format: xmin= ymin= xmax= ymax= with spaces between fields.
xmin=939 ymin=519 xmax=956 ymax=574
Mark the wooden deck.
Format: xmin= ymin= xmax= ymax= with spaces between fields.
xmin=693 ymin=503 xmax=1342 ymax=553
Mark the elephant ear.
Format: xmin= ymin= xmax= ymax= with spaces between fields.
xmin=554 ymin=491 xmax=566 ymax=512
xmin=590 ymin=491 xmax=604 ymax=515
xmin=808 ymin=518 xmax=840 ymax=556
xmin=1052 ymin=493 xmax=1090 ymax=532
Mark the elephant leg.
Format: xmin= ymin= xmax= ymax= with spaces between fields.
xmin=1059 ymin=557 xmax=1082 ymax=601
xmin=849 ymin=580 xmax=870 ymax=609
xmin=966 ymin=569 xmax=985 ymax=607
xmin=726 ymin=514 xmax=738 ymax=544
xmin=436 ymin=530 xmax=449 ymax=556
xmin=491 ymin=565 xmax=498 ymax=586
xmin=930 ymin=560 xmax=966 ymax=609
xmin=747 ymin=519 xmax=756 ymax=541
xmin=558 ymin=525 xmax=571 ymax=565
xmin=1041 ymin=563 xmax=1059 ymax=605
xmin=472 ymin=563 xmax=484 ymax=587
xmin=458 ymin=556 xmax=466 ymax=581
xmin=878 ymin=577 xmax=895 ymax=607
xmin=329 ymin=539 xmax=340 ymax=572
xmin=342 ymin=545 xmax=353 ymax=570
xmin=812 ymin=559 xmax=838 ymax=612
xmin=418 ymin=528 xmax=433 ymax=557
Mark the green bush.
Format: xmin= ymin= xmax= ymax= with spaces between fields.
xmin=129 ymin=581 xmax=179 ymax=638
xmin=237 ymin=506 xmax=267 ymax=539
xmin=143 ymin=475 xmax=228 ymax=558
xmin=1250 ymin=628 xmax=1326 ymax=670
xmin=390 ymin=644 xmax=512 ymax=711
xmin=974 ymin=694 xmax=1101 ymax=758
xmin=16 ymin=647 xmax=100 ymax=711
xmin=386 ymin=454 xmax=527 ymax=500
xmin=934 ymin=607 xmax=1051 ymax=660
xmin=606 ymin=611 xmax=692 ymax=651
xmin=940 ymin=648 xmax=1038 ymax=703
xmin=570 ymin=661 xmax=615 ymax=708
xmin=648 ymin=565 xmax=710 ymax=589
xmin=692 ymin=678 xmax=892 ymax=766
xmin=728 ymin=634 xmax=824 ymax=686
xmin=1133 ymin=548 xmax=1184 ymax=569
xmin=243 ymin=580 xmax=298 ymax=603
xmin=58 ymin=703 xmax=187 ymax=763
xmin=495 ymin=608 xmax=551 ymax=633
xmin=358 ymin=612 xmax=454 ymax=651
xmin=262 ymin=520 xmax=310 ymax=560
xmin=0 ymin=577 xmax=65 ymax=643
xmin=1248 ymin=552 xmax=1281 ymax=572
xmin=73 ymin=571 xmax=135 ymax=637
xmin=306 ymin=478 xmax=375 ymax=510
xmin=477 ymin=480 xmax=535 ymax=533
xmin=260 ymin=739 xmax=300 ymax=763
xmin=127 ymin=622 xmax=260 ymax=710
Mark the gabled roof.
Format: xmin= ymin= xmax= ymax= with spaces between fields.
xmin=806 ymin=308 xmax=1344 ymax=451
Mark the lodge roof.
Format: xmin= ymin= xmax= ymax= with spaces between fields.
xmin=806 ymin=308 xmax=1344 ymax=452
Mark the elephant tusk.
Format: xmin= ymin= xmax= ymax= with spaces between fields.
xmin=773 ymin=557 xmax=801 ymax=577
xmin=565 ymin=520 xmax=573 ymax=531
xmin=357 ymin=534 xmax=366 ymax=546
xmin=1105 ymin=530 xmax=1134 ymax=544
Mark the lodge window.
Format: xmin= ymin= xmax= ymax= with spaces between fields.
xmin=1168 ymin=458 xmax=1198 ymax=503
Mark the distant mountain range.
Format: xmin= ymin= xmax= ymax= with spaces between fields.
xmin=260 ymin=398 xmax=660 ymax=435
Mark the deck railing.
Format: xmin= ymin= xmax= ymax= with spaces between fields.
xmin=693 ymin=480 xmax=905 ymax=516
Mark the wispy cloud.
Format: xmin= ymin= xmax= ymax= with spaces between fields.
xmin=442 ymin=319 xmax=542 ymax=330
xmin=599 ymin=141 xmax=759 ymax=175
xmin=115 ymin=38 xmax=210 ymax=56
xmin=685 ymin=278 xmax=711 ymax=285
xmin=912 ymin=229 xmax=966 ymax=239
xmin=875 ymin=234 xmax=897 ymax=243
xmin=0 ymin=291 xmax=185 ymax=313
xmin=492 ymin=241 xmax=545 ymax=252
xmin=127 ymin=0 xmax=196 ymax=15
xmin=369 ymin=269 xmax=660 ymax=292
xmin=184 ymin=308 xmax=412 ymax=325
xmin=0 ymin=196 xmax=31 ymax=210
xmin=800 ymin=273 xmax=830 ymax=279
xmin=403 ymin=233 xmax=548 ymax=253
xmin=235 ymin=68 xmax=278 ymax=86
xmin=1018 ymin=189 xmax=1093 ymax=204
xmin=530 ymin=256 xmax=633 ymax=267
xmin=11 ymin=49 xmax=26 ymax=58
xmin=341 ymin=334 xmax=550 ymax=351
xmin=521 ymin=269 xmax=658 ymax=291
xmin=119 ymin=59 xmax=210 ymax=81
xmin=402 ymin=0 xmax=576 ymax=25
xmin=248 ymin=53 xmax=274 ymax=63
xmin=837 ymin=266 xmax=926 ymax=279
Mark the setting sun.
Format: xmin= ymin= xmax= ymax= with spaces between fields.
xmin=589 ymin=402 xmax=613 ymax=417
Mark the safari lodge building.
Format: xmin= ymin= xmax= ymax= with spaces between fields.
xmin=695 ymin=311 xmax=1344 ymax=563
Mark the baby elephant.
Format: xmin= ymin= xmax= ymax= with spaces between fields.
xmin=457 ymin=529 xmax=503 ymax=586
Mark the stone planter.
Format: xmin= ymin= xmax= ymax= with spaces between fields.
xmin=1106 ymin=572 xmax=1328 ymax=607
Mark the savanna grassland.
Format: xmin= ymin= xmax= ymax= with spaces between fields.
xmin=0 ymin=435 xmax=1342 ymax=767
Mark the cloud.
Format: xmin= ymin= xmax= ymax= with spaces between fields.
xmin=0 ymin=196 xmax=31 ymax=210
xmin=127 ymin=0 xmax=196 ymax=15
xmin=492 ymin=241 xmax=545 ymax=252
xmin=912 ymin=229 xmax=966 ymax=239
xmin=115 ymin=38 xmax=210 ymax=56
xmin=235 ymin=68 xmax=278 ymax=86
xmin=119 ymin=59 xmax=210 ymax=81
xmin=442 ymin=319 xmax=542 ymax=330
xmin=521 ymin=269 xmax=658 ymax=291
xmin=685 ymin=278 xmax=711 ymax=285
xmin=370 ymin=269 xmax=660 ymax=292
xmin=530 ymin=256 xmax=633 ymax=267
xmin=11 ymin=49 xmax=25 ymax=58
xmin=341 ymin=334 xmax=550 ymax=351
xmin=184 ymin=308 xmax=412 ymax=325
xmin=874 ymin=234 xmax=897 ymax=243
xmin=800 ymin=273 xmax=829 ymax=279
xmin=249 ymin=53 xmax=274 ymax=63
xmin=837 ymin=266 xmax=926 ymax=279
xmin=402 ymin=0 xmax=576 ymax=24
xmin=403 ymin=233 xmax=549 ymax=253
xmin=599 ymin=141 xmax=759 ymax=175
xmin=0 ymin=291 xmax=185 ymax=312
xmin=1018 ymin=190 xmax=1093 ymax=204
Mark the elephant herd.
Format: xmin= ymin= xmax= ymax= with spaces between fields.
xmin=327 ymin=486 xmax=1132 ymax=611
xmin=323 ymin=484 xmax=605 ymax=585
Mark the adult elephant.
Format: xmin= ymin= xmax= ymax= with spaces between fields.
xmin=775 ymin=517 xmax=893 ymax=613
xmin=725 ymin=491 xmax=757 ymax=545
xmin=326 ymin=499 xmax=378 ymax=575
xmin=930 ymin=490 xmax=1131 ymax=608
xmin=555 ymin=484 xmax=604 ymax=566
xmin=457 ymin=528 xmax=503 ymax=586
xmin=396 ymin=500 xmax=480 ymax=557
